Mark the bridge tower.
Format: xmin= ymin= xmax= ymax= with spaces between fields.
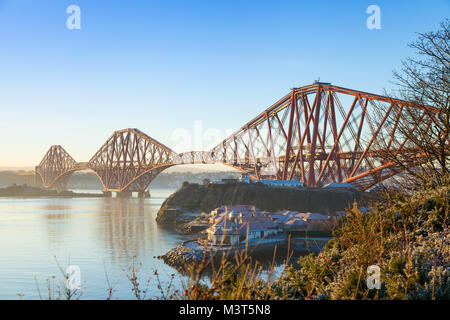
xmin=87 ymin=128 xmax=178 ymax=196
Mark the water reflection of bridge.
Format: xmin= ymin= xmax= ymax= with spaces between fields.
xmin=35 ymin=83 xmax=440 ymax=195
xmin=40 ymin=196 xmax=179 ymax=266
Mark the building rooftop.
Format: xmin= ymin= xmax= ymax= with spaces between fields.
xmin=322 ymin=182 xmax=355 ymax=189
xmin=209 ymin=208 xmax=278 ymax=234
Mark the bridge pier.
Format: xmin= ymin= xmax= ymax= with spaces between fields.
xmin=55 ymin=186 xmax=67 ymax=193
xmin=103 ymin=191 xmax=112 ymax=197
xmin=34 ymin=168 xmax=43 ymax=188
xmin=116 ymin=191 xmax=132 ymax=198
xmin=138 ymin=190 xmax=150 ymax=199
xmin=54 ymin=178 xmax=70 ymax=192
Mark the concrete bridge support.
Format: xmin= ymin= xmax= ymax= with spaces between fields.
xmin=138 ymin=190 xmax=151 ymax=199
xmin=53 ymin=173 xmax=73 ymax=192
xmin=116 ymin=191 xmax=132 ymax=198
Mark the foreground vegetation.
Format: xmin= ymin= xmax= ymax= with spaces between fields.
xmin=278 ymin=186 xmax=448 ymax=300
xmin=172 ymin=185 xmax=448 ymax=300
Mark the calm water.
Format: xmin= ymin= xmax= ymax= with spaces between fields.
xmin=0 ymin=188 xmax=194 ymax=300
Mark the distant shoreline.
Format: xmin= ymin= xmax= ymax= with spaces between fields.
xmin=0 ymin=185 xmax=106 ymax=198
xmin=0 ymin=169 xmax=241 ymax=191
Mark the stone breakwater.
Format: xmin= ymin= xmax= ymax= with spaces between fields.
xmin=159 ymin=237 xmax=331 ymax=270
xmin=159 ymin=243 xmax=209 ymax=269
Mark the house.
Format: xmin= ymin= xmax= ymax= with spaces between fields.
xmin=207 ymin=213 xmax=241 ymax=246
xmin=209 ymin=205 xmax=259 ymax=223
xmin=269 ymin=210 xmax=331 ymax=232
xmin=257 ymin=179 xmax=305 ymax=188
xmin=239 ymin=174 xmax=305 ymax=188
xmin=207 ymin=206 xmax=280 ymax=246
xmin=212 ymin=178 xmax=239 ymax=185
xmin=283 ymin=218 xmax=309 ymax=230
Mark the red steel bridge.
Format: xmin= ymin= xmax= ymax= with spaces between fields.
xmin=35 ymin=83 xmax=441 ymax=195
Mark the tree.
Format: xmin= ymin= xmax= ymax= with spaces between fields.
xmin=182 ymin=181 xmax=190 ymax=188
xmin=380 ymin=19 xmax=449 ymax=190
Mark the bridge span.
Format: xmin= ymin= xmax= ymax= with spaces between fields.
xmin=35 ymin=83 xmax=442 ymax=195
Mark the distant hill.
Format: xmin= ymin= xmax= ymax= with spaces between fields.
xmin=0 ymin=167 xmax=34 ymax=171
xmin=0 ymin=171 xmax=37 ymax=187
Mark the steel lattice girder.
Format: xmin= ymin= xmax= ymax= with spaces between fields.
xmin=87 ymin=128 xmax=178 ymax=192
xmin=35 ymin=145 xmax=80 ymax=189
xmin=208 ymin=83 xmax=442 ymax=190
xmin=36 ymin=83 xmax=444 ymax=192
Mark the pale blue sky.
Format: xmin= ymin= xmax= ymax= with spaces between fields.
xmin=0 ymin=0 xmax=448 ymax=167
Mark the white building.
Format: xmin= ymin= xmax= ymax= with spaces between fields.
xmin=207 ymin=206 xmax=280 ymax=246
xmin=239 ymin=174 xmax=305 ymax=188
xmin=269 ymin=210 xmax=331 ymax=231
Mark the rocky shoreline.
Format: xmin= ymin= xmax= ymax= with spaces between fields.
xmin=158 ymin=242 xmax=210 ymax=269
xmin=176 ymin=219 xmax=210 ymax=235
xmin=158 ymin=237 xmax=332 ymax=270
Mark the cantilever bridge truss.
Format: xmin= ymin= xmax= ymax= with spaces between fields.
xmin=36 ymin=83 xmax=442 ymax=193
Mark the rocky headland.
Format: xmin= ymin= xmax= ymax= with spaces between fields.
xmin=156 ymin=182 xmax=369 ymax=227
